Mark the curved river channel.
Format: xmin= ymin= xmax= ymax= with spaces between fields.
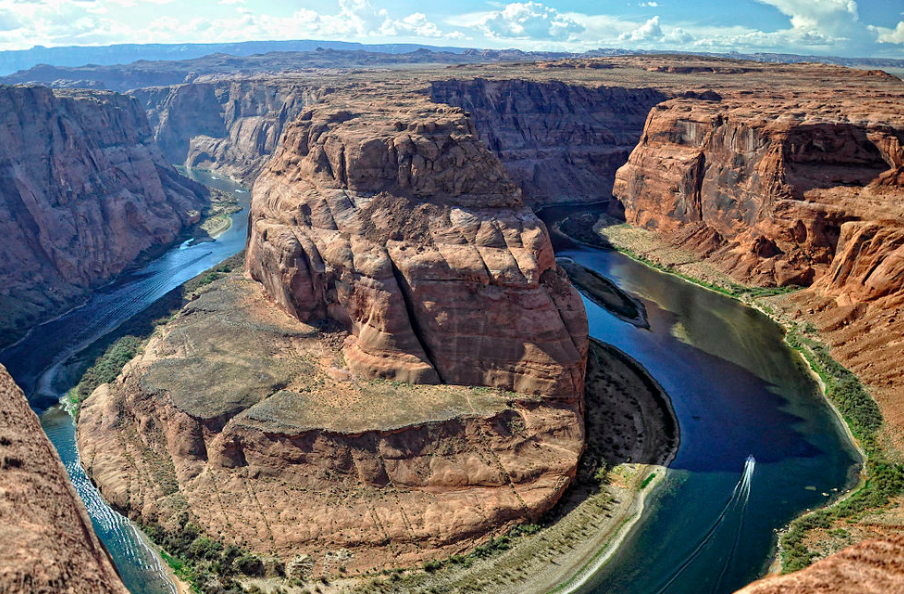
xmin=539 ymin=205 xmax=859 ymax=594
xmin=1 ymin=191 xmax=858 ymax=594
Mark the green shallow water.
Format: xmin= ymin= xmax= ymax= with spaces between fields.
xmin=539 ymin=206 xmax=860 ymax=594
xmin=0 ymin=194 xmax=860 ymax=594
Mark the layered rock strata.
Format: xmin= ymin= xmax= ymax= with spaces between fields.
xmin=0 ymin=85 xmax=207 ymax=347
xmin=78 ymin=275 xmax=585 ymax=574
xmin=614 ymin=90 xmax=904 ymax=289
xmin=79 ymin=92 xmax=588 ymax=574
xmin=130 ymin=80 xmax=325 ymax=183
xmin=247 ymin=93 xmax=588 ymax=396
xmin=0 ymin=364 xmax=129 ymax=594
xmin=430 ymin=79 xmax=665 ymax=206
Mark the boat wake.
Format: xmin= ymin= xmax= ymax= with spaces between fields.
xmin=652 ymin=456 xmax=756 ymax=594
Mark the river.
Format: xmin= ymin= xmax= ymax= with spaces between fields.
xmin=538 ymin=205 xmax=860 ymax=594
xmin=0 ymin=169 xmax=250 ymax=594
xmin=0 ymin=193 xmax=858 ymax=594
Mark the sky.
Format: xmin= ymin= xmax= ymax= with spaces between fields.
xmin=0 ymin=0 xmax=902 ymax=58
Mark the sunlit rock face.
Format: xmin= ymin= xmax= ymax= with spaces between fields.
xmin=247 ymin=92 xmax=588 ymax=398
xmin=77 ymin=91 xmax=588 ymax=575
xmin=614 ymin=92 xmax=904 ymax=291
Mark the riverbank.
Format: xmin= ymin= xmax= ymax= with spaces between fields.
xmin=68 ymin=274 xmax=679 ymax=594
xmin=196 ymin=188 xmax=241 ymax=239
xmin=337 ymin=338 xmax=679 ymax=594
xmin=580 ymin=213 xmax=904 ymax=577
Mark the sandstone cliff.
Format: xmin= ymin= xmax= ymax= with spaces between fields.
xmin=78 ymin=91 xmax=588 ymax=574
xmin=430 ymin=79 xmax=665 ymax=206
xmin=130 ymin=80 xmax=325 ymax=183
xmin=0 ymin=85 xmax=207 ymax=347
xmin=614 ymin=88 xmax=904 ymax=289
xmin=736 ymin=535 xmax=904 ymax=594
xmin=0 ymin=364 xmax=129 ymax=594
xmin=247 ymin=92 xmax=588 ymax=396
xmin=78 ymin=274 xmax=586 ymax=574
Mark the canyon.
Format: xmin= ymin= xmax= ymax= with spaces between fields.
xmin=76 ymin=92 xmax=589 ymax=575
xmin=1 ymin=52 xmax=903 ymax=593
xmin=130 ymin=79 xmax=324 ymax=185
xmin=0 ymin=85 xmax=208 ymax=348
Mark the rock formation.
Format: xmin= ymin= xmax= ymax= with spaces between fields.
xmin=735 ymin=535 xmax=904 ymax=594
xmin=0 ymin=364 xmax=129 ymax=594
xmin=430 ymin=79 xmax=665 ymax=206
xmin=78 ymin=274 xmax=586 ymax=574
xmin=614 ymin=88 xmax=904 ymax=288
xmin=78 ymin=91 xmax=588 ymax=574
xmin=0 ymin=85 xmax=207 ymax=348
xmin=131 ymin=80 xmax=325 ymax=183
xmin=609 ymin=69 xmax=904 ymax=453
xmin=247 ymin=92 xmax=588 ymax=394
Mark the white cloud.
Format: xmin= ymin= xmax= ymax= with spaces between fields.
xmin=478 ymin=2 xmax=584 ymax=40
xmin=0 ymin=0 xmax=452 ymax=49
xmin=382 ymin=12 xmax=442 ymax=38
xmin=619 ymin=16 xmax=662 ymax=41
xmin=0 ymin=0 xmax=900 ymax=57
xmin=0 ymin=9 xmax=20 ymax=32
xmin=876 ymin=21 xmax=904 ymax=44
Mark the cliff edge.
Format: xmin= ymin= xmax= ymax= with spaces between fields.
xmin=0 ymin=85 xmax=208 ymax=348
xmin=0 ymin=364 xmax=128 ymax=594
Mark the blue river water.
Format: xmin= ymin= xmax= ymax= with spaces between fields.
xmin=538 ymin=207 xmax=860 ymax=594
xmin=1 ymin=170 xmax=250 ymax=594
xmin=0 ymin=192 xmax=859 ymax=594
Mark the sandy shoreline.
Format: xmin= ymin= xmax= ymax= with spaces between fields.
xmin=588 ymin=213 xmax=869 ymax=577
xmin=342 ymin=338 xmax=681 ymax=594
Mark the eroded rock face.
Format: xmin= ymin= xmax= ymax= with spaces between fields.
xmin=79 ymin=92 xmax=588 ymax=574
xmin=0 ymin=85 xmax=207 ymax=347
xmin=0 ymin=364 xmax=128 ymax=594
xmin=734 ymin=535 xmax=904 ymax=594
xmin=131 ymin=80 xmax=325 ymax=184
xmin=430 ymin=79 xmax=666 ymax=206
xmin=77 ymin=275 xmax=585 ymax=574
xmin=247 ymin=93 xmax=588 ymax=398
xmin=614 ymin=93 xmax=904 ymax=289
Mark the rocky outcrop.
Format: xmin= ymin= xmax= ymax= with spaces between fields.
xmin=79 ymin=91 xmax=588 ymax=574
xmin=735 ymin=535 xmax=904 ymax=594
xmin=430 ymin=79 xmax=665 ymax=206
xmin=0 ymin=364 xmax=129 ymax=594
xmin=131 ymin=80 xmax=325 ymax=183
xmin=814 ymin=220 xmax=904 ymax=304
xmin=614 ymin=91 xmax=904 ymax=289
xmin=77 ymin=275 xmax=585 ymax=574
xmin=247 ymin=92 xmax=588 ymax=397
xmin=0 ymin=85 xmax=207 ymax=348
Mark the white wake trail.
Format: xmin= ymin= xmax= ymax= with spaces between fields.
xmin=652 ymin=456 xmax=755 ymax=594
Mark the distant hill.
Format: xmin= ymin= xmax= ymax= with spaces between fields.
xmin=0 ymin=47 xmax=573 ymax=92
xmin=1 ymin=39 xmax=901 ymax=92
xmin=0 ymin=39 xmax=471 ymax=76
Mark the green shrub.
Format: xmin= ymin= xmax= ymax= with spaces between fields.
xmin=423 ymin=559 xmax=442 ymax=572
xmin=780 ymin=325 xmax=904 ymax=573
xmin=235 ymin=553 xmax=264 ymax=576
xmin=189 ymin=536 xmax=223 ymax=561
